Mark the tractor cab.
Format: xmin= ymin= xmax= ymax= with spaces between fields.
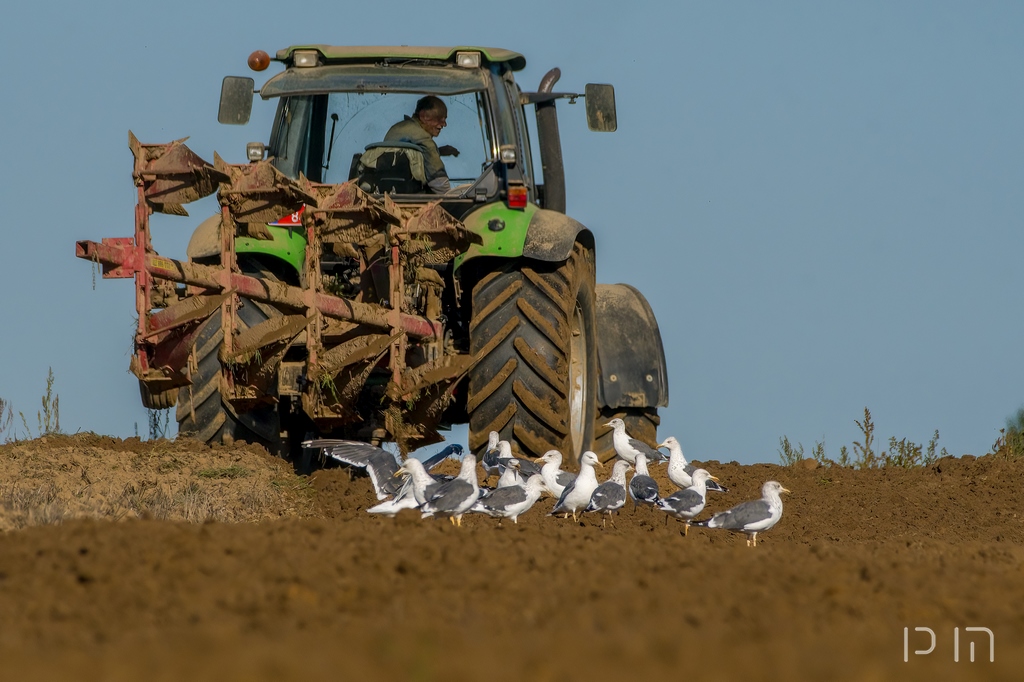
xmin=219 ymin=46 xmax=617 ymax=220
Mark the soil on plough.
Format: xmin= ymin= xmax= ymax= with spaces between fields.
xmin=0 ymin=434 xmax=1021 ymax=681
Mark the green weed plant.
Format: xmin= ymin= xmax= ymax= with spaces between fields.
xmin=780 ymin=407 xmax=944 ymax=469
xmin=11 ymin=368 xmax=62 ymax=440
xmin=990 ymin=407 xmax=1024 ymax=459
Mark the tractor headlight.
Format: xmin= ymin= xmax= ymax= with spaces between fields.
xmin=455 ymin=51 xmax=481 ymax=68
xmin=499 ymin=145 xmax=517 ymax=165
xmin=246 ymin=142 xmax=267 ymax=162
xmin=292 ymin=50 xmax=320 ymax=68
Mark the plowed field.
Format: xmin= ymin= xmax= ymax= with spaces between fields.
xmin=1 ymin=435 xmax=1021 ymax=681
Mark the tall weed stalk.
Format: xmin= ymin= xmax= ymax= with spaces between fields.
xmin=780 ymin=407 xmax=945 ymax=469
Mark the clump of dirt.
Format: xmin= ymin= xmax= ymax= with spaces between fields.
xmin=0 ymin=434 xmax=313 ymax=531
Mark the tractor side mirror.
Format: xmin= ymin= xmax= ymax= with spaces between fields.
xmin=584 ymin=84 xmax=617 ymax=132
xmin=218 ymin=76 xmax=255 ymax=125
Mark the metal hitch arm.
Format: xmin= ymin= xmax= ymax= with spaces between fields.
xmin=75 ymin=238 xmax=441 ymax=340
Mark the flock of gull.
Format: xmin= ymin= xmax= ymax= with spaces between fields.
xmin=304 ymin=418 xmax=790 ymax=546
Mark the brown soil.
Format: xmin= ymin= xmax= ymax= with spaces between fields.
xmin=0 ymin=436 xmax=1021 ymax=681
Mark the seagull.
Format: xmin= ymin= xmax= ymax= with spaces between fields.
xmin=366 ymin=488 xmax=419 ymax=516
xmin=492 ymin=439 xmax=543 ymax=482
xmin=395 ymin=457 xmax=443 ymax=507
xmin=487 ymin=436 xmax=544 ymax=483
xmin=365 ymin=462 xmax=424 ymax=516
xmin=657 ymin=468 xmax=719 ymax=534
xmin=472 ymin=475 xmax=546 ymax=524
xmin=302 ymin=439 xmax=402 ymax=500
xmin=692 ymin=480 xmax=790 ymax=547
xmin=658 ymin=436 xmax=729 ymax=493
xmin=496 ymin=458 xmax=524 ymax=488
xmin=535 ymin=450 xmax=576 ymax=498
xmin=550 ymin=451 xmax=603 ymax=521
xmin=480 ymin=431 xmax=503 ymax=478
xmin=421 ymin=454 xmax=481 ymax=526
xmin=628 ymin=452 xmax=660 ymax=509
xmin=604 ymin=418 xmax=664 ymax=464
xmin=585 ymin=460 xmax=631 ymax=527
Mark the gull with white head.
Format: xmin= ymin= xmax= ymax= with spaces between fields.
xmin=420 ymin=454 xmax=481 ymax=526
xmin=658 ymin=436 xmax=728 ymax=493
xmin=585 ymin=460 xmax=631 ymax=528
xmin=480 ymin=431 xmax=503 ymax=478
xmin=657 ymin=468 xmax=718 ymax=535
xmin=604 ymin=418 xmax=664 ymax=464
xmin=692 ymin=481 xmax=790 ymax=546
xmin=550 ymin=451 xmax=603 ymax=522
xmin=472 ymin=475 xmax=546 ymax=524
xmin=535 ymin=450 xmax=576 ymax=498
xmin=628 ymin=452 xmax=660 ymax=509
xmin=496 ymin=458 xmax=524 ymax=489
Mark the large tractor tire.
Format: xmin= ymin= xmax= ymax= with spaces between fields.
xmin=593 ymin=406 xmax=660 ymax=463
xmin=176 ymin=258 xmax=282 ymax=450
xmin=467 ymin=241 xmax=598 ymax=465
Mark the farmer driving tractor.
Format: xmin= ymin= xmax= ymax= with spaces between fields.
xmin=384 ymin=95 xmax=461 ymax=193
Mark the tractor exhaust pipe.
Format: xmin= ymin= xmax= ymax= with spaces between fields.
xmin=538 ymin=67 xmax=561 ymax=94
xmin=535 ymin=68 xmax=566 ymax=214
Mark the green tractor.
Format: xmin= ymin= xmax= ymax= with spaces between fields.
xmin=77 ymin=45 xmax=667 ymax=464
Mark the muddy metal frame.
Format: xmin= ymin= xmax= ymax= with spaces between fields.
xmin=76 ymin=133 xmax=473 ymax=447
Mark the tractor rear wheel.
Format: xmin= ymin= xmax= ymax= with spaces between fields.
xmin=175 ymin=257 xmax=282 ymax=450
xmin=467 ymin=241 xmax=598 ymax=465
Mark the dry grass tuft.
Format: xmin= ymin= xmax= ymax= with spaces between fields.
xmin=0 ymin=435 xmax=315 ymax=532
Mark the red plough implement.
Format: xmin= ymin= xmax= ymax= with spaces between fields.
xmin=77 ymin=133 xmax=475 ymax=452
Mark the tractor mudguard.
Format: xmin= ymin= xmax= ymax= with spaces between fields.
xmin=186 ymin=213 xmax=306 ymax=276
xmin=454 ymin=203 xmax=592 ymax=271
xmin=594 ymin=283 xmax=669 ymax=410
xmin=523 ymin=208 xmax=590 ymax=262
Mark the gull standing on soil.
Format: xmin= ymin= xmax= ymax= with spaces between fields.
xmin=302 ymin=439 xmax=402 ymax=500
xmin=471 ymin=475 xmax=546 ymax=524
xmin=368 ymin=451 xmax=463 ymax=515
xmin=421 ymin=454 xmax=481 ymax=526
xmin=395 ymin=458 xmax=443 ymax=507
xmin=495 ymin=442 xmax=543 ymax=479
xmin=536 ymin=450 xmax=576 ymax=498
xmin=492 ymin=440 xmax=543 ymax=486
xmin=659 ymin=436 xmax=729 ymax=493
xmin=657 ymin=468 xmax=719 ymax=534
xmin=692 ymin=480 xmax=790 ymax=547
xmin=628 ymin=453 xmax=660 ymax=509
xmin=585 ymin=460 xmax=631 ymax=527
xmin=497 ymin=458 xmax=524 ymax=488
xmin=550 ymin=451 xmax=603 ymax=521
xmin=481 ymin=431 xmax=503 ymax=478
xmin=604 ymin=418 xmax=665 ymax=464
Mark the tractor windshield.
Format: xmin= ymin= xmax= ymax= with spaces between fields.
xmin=322 ymin=92 xmax=492 ymax=186
xmin=265 ymin=65 xmax=497 ymax=193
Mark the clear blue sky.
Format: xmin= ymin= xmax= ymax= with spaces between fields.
xmin=2 ymin=2 xmax=1022 ymax=464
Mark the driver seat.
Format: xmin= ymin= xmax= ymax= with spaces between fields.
xmin=353 ymin=142 xmax=427 ymax=194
